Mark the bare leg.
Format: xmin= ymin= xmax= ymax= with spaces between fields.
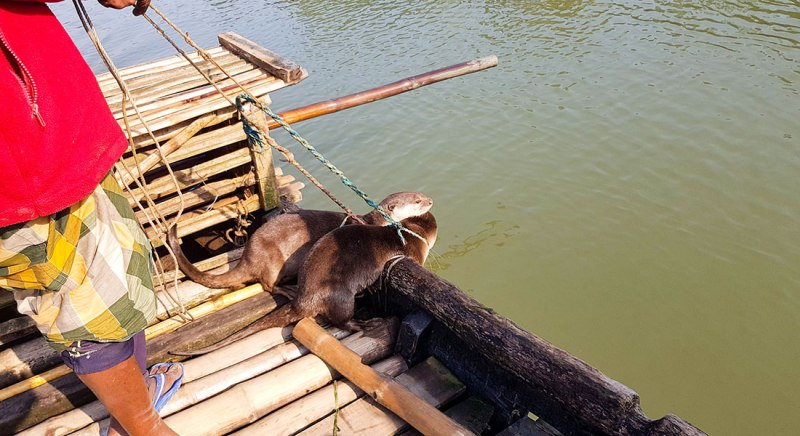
xmin=77 ymin=355 xmax=178 ymax=436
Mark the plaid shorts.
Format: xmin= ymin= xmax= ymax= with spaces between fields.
xmin=0 ymin=173 xmax=157 ymax=350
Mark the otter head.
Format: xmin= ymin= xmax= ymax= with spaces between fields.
xmin=382 ymin=192 xmax=433 ymax=222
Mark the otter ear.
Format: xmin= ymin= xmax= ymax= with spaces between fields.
xmin=387 ymin=204 xmax=396 ymax=212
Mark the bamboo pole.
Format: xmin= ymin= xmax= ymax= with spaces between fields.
xmin=144 ymin=194 xmax=261 ymax=248
xmin=292 ymin=318 xmax=474 ymax=436
xmin=263 ymin=56 xmax=499 ymax=129
xmin=163 ymin=318 xmax=398 ymax=435
xmin=155 ymin=246 xmax=244 ymax=283
xmin=232 ymin=355 xmax=408 ymax=436
xmin=127 ymin=106 xmax=238 ymax=149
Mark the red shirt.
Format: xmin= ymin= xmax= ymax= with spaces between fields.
xmin=0 ymin=0 xmax=128 ymax=227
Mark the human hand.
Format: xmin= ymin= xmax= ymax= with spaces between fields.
xmin=96 ymin=0 xmax=150 ymax=16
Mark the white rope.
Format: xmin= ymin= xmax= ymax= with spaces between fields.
xmin=72 ymin=0 xmax=192 ymax=321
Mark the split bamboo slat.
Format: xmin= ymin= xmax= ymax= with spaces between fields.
xmin=21 ymin=325 xmax=342 ymax=436
xmin=162 ymin=318 xmax=399 ymax=436
xmin=96 ymin=47 xmax=227 ymax=91
xmin=232 ymin=355 xmax=409 ymax=436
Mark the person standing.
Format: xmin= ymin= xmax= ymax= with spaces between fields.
xmin=0 ymin=0 xmax=182 ymax=434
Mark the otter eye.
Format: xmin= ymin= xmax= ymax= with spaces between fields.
xmin=416 ymin=200 xmax=421 ymax=203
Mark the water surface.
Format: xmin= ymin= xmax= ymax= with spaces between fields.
xmin=54 ymin=1 xmax=800 ymax=434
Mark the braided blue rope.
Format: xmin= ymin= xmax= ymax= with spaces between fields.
xmin=235 ymin=94 xmax=425 ymax=245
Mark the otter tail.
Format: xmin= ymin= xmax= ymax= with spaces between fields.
xmin=170 ymin=305 xmax=302 ymax=356
xmin=167 ymin=225 xmax=253 ymax=289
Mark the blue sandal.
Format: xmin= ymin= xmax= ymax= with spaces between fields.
xmin=147 ymin=362 xmax=184 ymax=412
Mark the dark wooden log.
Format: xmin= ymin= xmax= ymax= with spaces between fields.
xmin=218 ymin=33 xmax=307 ymax=84
xmin=146 ymin=291 xmax=282 ymax=365
xmin=0 ymin=372 xmax=93 ymax=434
xmin=0 ymin=316 xmax=37 ymax=348
xmin=381 ymin=260 xmax=705 ymax=436
xmin=0 ymin=337 xmax=60 ymax=389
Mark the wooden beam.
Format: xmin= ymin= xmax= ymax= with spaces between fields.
xmin=218 ymin=32 xmax=307 ymax=84
xmin=382 ymin=260 xmax=705 ymax=436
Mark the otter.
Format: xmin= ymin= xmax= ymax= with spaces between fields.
xmin=172 ymin=212 xmax=437 ymax=356
xmin=167 ymin=192 xmax=433 ymax=293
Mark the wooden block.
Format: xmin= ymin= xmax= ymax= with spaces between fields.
xmin=218 ymin=32 xmax=307 ymax=84
xmin=396 ymin=310 xmax=434 ymax=365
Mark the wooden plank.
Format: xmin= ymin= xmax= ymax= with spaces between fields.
xmin=402 ymin=396 xmax=494 ymax=436
xmin=496 ymin=416 xmax=563 ymax=436
xmin=231 ymin=356 xmax=409 ymax=436
xmin=299 ymin=357 xmax=466 ymax=436
xmin=0 ymin=292 xmax=13 ymax=311
xmin=240 ymin=104 xmax=279 ymax=211
xmin=218 ymin=32 xmax=306 ymax=84
xmin=162 ymin=318 xmax=399 ymax=436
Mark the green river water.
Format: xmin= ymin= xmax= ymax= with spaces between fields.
xmin=54 ymin=1 xmax=799 ymax=434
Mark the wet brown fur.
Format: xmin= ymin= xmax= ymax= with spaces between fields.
xmin=171 ymin=212 xmax=437 ymax=356
xmin=167 ymin=192 xmax=433 ymax=292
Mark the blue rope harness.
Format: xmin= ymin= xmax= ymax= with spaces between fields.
xmin=235 ymin=94 xmax=425 ymax=245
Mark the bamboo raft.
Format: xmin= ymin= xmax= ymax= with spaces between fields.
xmin=0 ymin=34 xmax=705 ymax=435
